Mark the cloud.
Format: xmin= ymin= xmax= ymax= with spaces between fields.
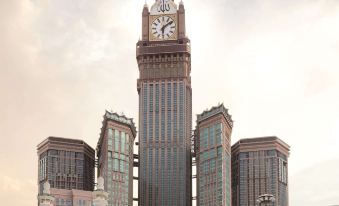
xmin=0 ymin=173 xmax=36 ymax=205
xmin=1 ymin=175 xmax=22 ymax=192
xmin=290 ymin=159 xmax=339 ymax=205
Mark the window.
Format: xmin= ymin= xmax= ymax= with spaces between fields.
xmin=126 ymin=134 xmax=129 ymax=145
xmin=210 ymin=126 xmax=215 ymax=146
xmin=108 ymin=128 xmax=113 ymax=138
xmin=114 ymin=130 xmax=120 ymax=151
xmin=120 ymin=160 xmax=124 ymax=173
xmin=121 ymin=132 xmax=126 ymax=153
xmin=202 ymin=128 xmax=208 ymax=149
xmin=113 ymin=158 xmax=119 ymax=171
xmin=279 ymin=158 xmax=288 ymax=184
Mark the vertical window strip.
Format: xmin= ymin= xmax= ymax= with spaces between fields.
xmin=149 ymin=84 xmax=154 ymax=141
xmin=143 ymin=83 xmax=148 ymax=143
xmin=161 ymin=82 xmax=165 ymax=142
xmin=167 ymin=82 xmax=172 ymax=142
xmin=173 ymin=83 xmax=177 ymax=140
xmin=114 ymin=130 xmax=120 ymax=152
xmin=121 ymin=132 xmax=125 ymax=153
xmin=155 ymin=84 xmax=159 ymax=141
xmin=179 ymin=82 xmax=184 ymax=144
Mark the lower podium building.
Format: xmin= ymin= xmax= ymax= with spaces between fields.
xmin=195 ymin=104 xmax=233 ymax=206
xmin=231 ymin=136 xmax=290 ymax=206
xmin=50 ymin=188 xmax=93 ymax=206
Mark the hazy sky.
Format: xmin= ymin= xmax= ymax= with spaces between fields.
xmin=0 ymin=0 xmax=339 ymax=205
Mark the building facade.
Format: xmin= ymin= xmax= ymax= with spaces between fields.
xmin=231 ymin=136 xmax=290 ymax=206
xmin=136 ymin=1 xmax=192 ymax=205
xmin=37 ymin=137 xmax=95 ymax=206
xmin=50 ymin=188 xmax=93 ymax=206
xmin=97 ymin=111 xmax=136 ymax=206
xmin=195 ymin=104 xmax=233 ymax=206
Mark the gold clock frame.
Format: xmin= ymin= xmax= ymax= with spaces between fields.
xmin=149 ymin=14 xmax=178 ymax=41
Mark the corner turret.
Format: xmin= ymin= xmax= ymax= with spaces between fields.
xmin=178 ymin=0 xmax=186 ymax=39
xmin=142 ymin=3 xmax=150 ymax=41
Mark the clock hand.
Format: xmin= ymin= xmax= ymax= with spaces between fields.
xmin=161 ymin=22 xmax=167 ymax=34
xmin=161 ymin=21 xmax=173 ymax=33
xmin=161 ymin=21 xmax=166 ymax=35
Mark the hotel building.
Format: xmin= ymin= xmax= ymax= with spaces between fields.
xmin=97 ymin=111 xmax=136 ymax=206
xmin=231 ymin=136 xmax=290 ymax=206
xmin=136 ymin=1 xmax=192 ymax=205
xmin=37 ymin=137 xmax=95 ymax=206
xmin=195 ymin=104 xmax=233 ymax=206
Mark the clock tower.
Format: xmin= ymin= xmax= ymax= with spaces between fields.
xmin=136 ymin=0 xmax=192 ymax=205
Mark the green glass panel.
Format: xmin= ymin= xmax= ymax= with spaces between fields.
xmin=121 ymin=132 xmax=126 ymax=153
xmin=114 ymin=130 xmax=119 ymax=151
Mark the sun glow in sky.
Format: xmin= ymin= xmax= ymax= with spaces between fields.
xmin=0 ymin=0 xmax=339 ymax=205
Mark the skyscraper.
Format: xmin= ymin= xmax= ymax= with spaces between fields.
xmin=97 ymin=111 xmax=136 ymax=206
xmin=231 ymin=136 xmax=290 ymax=206
xmin=195 ymin=104 xmax=233 ymax=206
xmin=136 ymin=0 xmax=192 ymax=205
xmin=37 ymin=137 xmax=95 ymax=206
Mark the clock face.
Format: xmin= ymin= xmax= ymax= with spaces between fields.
xmin=150 ymin=15 xmax=177 ymax=41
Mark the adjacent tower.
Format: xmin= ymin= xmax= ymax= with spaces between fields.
xmin=97 ymin=111 xmax=136 ymax=206
xmin=195 ymin=104 xmax=233 ymax=206
xmin=231 ymin=136 xmax=290 ymax=206
xmin=37 ymin=137 xmax=95 ymax=205
xmin=136 ymin=0 xmax=192 ymax=205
